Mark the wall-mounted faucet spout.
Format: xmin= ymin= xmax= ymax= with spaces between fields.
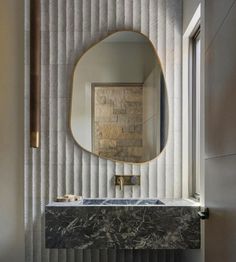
xmin=117 ymin=177 xmax=124 ymax=191
xmin=115 ymin=175 xmax=140 ymax=190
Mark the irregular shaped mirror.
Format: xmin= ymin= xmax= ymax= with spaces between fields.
xmin=71 ymin=31 xmax=168 ymax=163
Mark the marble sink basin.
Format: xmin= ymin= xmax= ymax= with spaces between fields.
xmin=45 ymin=198 xmax=200 ymax=250
xmin=81 ymin=198 xmax=164 ymax=206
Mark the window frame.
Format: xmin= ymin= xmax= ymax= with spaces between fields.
xmin=182 ymin=4 xmax=203 ymax=201
xmin=191 ymin=26 xmax=201 ymax=199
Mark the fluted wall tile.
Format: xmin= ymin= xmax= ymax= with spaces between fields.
xmin=149 ymin=0 xmax=158 ymax=47
xmin=116 ymin=0 xmax=124 ymax=28
xmin=48 ymin=0 xmax=57 ymax=32
xmin=124 ymin=163 xmax=133 ymax=198
xmin=99 ymin=0 xmax=108 ymax=32
xmin=108 ymin=0 xmax=116 ymax=31
xmin=157 ymin=153 xmax=166 ymax=198
xmin=58 ymin=0 xmax=66 ymax=32
xmin=82 ymin=151 xmax=91 ymax=197
xmin=41 ymin=32 xmax=49 ymax=65
xmin=24 ymin=164 xmax=33 ymax=262
xmin=25 ymin=0 xmax=183 ymax=261
xmin=58 ymin=32 xmax=67 ymax=64
xmin=25 ymin=31 xmax=30 ymax=65
xmin=98 ymin=158 xmax=107 ymax=197
xmin=173 ymin=0 xmax=183 ymax=199
xmin=32 ymin=150 xmax=41 ymax=262
xmin=165 ymin=0 xmax=175 ymax=198
xmin=149 ymin=160 xmax=157 ymax=198
xmin=24 ymin=96 xmax=32 ymax=166
xmin=141 ymin=0 xmax=149 ymax=35
xmin=74 ymin=145 xmax=82 ymax=195
xmin=140 ymin=163 xmax=149 ymax=198
xmin=133 ymin=0 xmax=141 ymax=31
xmin=49 ymin=32 xmax=58 ymax=64
xmin=107 ymin=160 xmax=116 ymax=197
xmin=124 ymin=0 xmax=133 ymax=28
xmin=115 ymin=162 xmax=124 ymax=198
xmin=132 ymin=164 xmax=141 ymax=197
xmin=90 ymin=155 xmax=99 ymax=197
xmin=66 ymin=144 xmax=74 ymax=193
xmin=25 ymin=0 xmax=30 ymax=31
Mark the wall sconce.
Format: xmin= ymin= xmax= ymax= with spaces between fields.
xmin=30 ymin=0 xmax=41 ymax=148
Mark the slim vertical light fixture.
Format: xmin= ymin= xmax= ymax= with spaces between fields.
xmin=30 ymin=0 xmax=41 ymax=148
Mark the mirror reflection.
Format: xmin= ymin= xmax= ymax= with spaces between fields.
xmin=71 ymin=31 xmax=168 ymax=163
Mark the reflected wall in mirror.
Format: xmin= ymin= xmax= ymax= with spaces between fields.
xmin=71 ymin=31 xmax=168 ymax=163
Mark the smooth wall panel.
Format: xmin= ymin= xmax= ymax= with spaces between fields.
xmin=205 ymin=0 xmax=236 ymax=51
xmin=204 ymin=1 xmax=236 ymax=262
xmin=182 ymin=0 xmax=200 ymax=33
xmin=25 ymin=0 xmax=183 ymax=261
xmin=205 ymin=1 xmax=236 ymax=158
xmin=205 ymin=155 xmax=236 ymax=262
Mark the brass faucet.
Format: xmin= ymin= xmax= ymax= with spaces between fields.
xmin=115 ymin=175 xmax=140 ymax=191
xmin=117 ymin=176 xmax=124 ymax=191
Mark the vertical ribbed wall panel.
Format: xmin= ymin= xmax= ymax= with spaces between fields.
xmin=98 ymin=158 xmax=107 ymax=198
xmin=116 ymin=0 xmax=124 ymax=28
xmin=107 ymin=160 xmax=116 ymax=197
xmin=173 ymin=0 xmax=183 ymax=199
xmin=132 ymin=164 xmax=141 ymax=197
xmin=107 ymin=0 xmax=116 ymax=31
xmin=25 ymin=0 xmax=183 ymax=261
xmin=140 ymin=163 xmax=149 ymax=198
xmin=124 ymin=0 xmax=133 ymax=29
xmin=115 ymin=162 xmax=124 ymax=198
xmin=157 ymin=0 xmax=166 ymax=199
xmin=165 ymin=0 xmax=175 ymax=198
xmin=82 ymin=151 xmax=91 ymax=197
xmin=141 ymin=0 xmax=149 ymax=35
xmin=99 ymin=0 xmax=108 ymax=33
xmin=124 ymin=163 xmax=132 ymax=198
xmin=90 ymin=154 xmax=99 ymax=198
xmin=133 ymin=0 xmax=141 ymax=31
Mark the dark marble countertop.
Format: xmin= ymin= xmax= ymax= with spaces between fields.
xmin=45 ymin=198 xmax=201 ymax=250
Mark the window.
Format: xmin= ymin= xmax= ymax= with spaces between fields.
xmin=191 ymin=27 xmax=201 ymax=199
xmin=182 ymin=4 xmax=202 ymax=200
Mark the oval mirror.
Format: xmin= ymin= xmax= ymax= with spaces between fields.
xmin=71 ymin=31 xmax=168 ymax=163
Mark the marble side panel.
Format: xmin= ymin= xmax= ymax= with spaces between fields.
xmin=45 ymin=206 xmax=200 ymax=249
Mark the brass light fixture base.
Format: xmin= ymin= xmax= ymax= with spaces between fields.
xmin=30 ymin=131 xmax=40 ymax=148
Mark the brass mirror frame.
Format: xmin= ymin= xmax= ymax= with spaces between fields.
xmin=30 ymin=0 xmax=41 ymax=148
xmin=69 ymin=30 xmax=169 ymax=164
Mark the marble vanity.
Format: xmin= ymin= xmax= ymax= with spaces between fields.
xmin=45 ymin=198 xmax=200 ymax=249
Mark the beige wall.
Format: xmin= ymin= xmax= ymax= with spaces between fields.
xmin=0 ymin=1 xmax=24 ymax=262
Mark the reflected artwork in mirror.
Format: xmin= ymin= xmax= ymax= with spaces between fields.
xmin=71 ymin=31 xmax=168 ymax=163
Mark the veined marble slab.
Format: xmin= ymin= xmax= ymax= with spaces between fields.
xmin=45 ymin=199 xmax=200 ymax=249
